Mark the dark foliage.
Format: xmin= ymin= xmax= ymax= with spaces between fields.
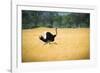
xmin=22 ymin=10 xmax=90 ymax=29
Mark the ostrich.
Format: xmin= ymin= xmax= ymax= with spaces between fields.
xmin=39 ymin=28 xmax=57 ymax=44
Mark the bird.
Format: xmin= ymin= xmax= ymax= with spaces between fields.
xmin=39 ymin=28 xmax=57 ymax=44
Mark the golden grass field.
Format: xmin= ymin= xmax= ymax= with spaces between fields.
xmin=22 ymin=27 xmax=90 ymax=62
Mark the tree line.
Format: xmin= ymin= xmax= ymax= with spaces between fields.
xmin=22 ymin=10 xmax=90 ymax=29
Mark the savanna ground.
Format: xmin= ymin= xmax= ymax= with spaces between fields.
xmin=22 ymin=27 xmax=90 ymax=62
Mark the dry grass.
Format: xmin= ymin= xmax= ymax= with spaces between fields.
xmin=22 ymin=27 xmax=90 ymax=62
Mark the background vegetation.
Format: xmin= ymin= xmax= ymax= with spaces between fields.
xmin=22 ymin=10 xmax=90 ymax=29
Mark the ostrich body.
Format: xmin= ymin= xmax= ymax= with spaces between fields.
xmin=39 ymin=28 xmax=57 ymax=44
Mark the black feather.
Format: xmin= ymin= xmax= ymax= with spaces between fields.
xmin=39 ymin=28 xmax=57 ymax=43
xmin=39 ymin=36 xmax=47 ymax=42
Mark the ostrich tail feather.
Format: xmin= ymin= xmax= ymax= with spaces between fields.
xmin=39 ymin=36 xmax=47 ymax=42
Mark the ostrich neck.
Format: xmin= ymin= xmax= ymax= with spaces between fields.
xmin=55 ymin=28 xmax=57 ymax=36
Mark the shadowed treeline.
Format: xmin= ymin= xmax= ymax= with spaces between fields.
xmin=22 ymin=10 xmax=90 ymax=29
